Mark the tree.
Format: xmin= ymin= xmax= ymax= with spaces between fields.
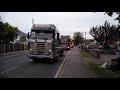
xmin=20 ymin=36 xmax=27 ymax=43
xmin=105 ymin=12 xmax=120 ymax=23
xmin=73 ymin=32 xmax=84 ymax=45
xmin=0 ymin=20 xmax=18 ymax=44
xmin=89 ymin=21 xmax=118 ymax=51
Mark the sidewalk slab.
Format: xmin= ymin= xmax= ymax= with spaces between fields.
xmin=0 ymin=50 xmax=28 ymax=60
xmin=57 ymin=46 xmax=104 ymax=78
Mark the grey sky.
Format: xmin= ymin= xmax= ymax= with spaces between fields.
xmin=0 ymin=12 xmax=118 ymax=39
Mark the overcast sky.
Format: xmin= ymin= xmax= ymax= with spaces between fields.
xmin=0 ymin=12 xmax=118 ymax=39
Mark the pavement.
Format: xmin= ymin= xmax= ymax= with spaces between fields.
xmin=0 ymin=50 xmax=28 ymax=60
xmin=56 ymin=46 xmax=104 ymax=78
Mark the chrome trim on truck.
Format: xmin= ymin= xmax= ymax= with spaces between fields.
xmin=28 ymin=54 xmax=53 ymax=59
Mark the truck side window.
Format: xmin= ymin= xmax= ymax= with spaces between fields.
xmin=52 ymin=32 xmax=55 ymax=39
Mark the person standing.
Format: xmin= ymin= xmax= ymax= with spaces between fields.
xmin=81 ymin=44 xmax=83 ymax=50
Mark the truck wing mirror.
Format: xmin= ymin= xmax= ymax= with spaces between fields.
xmin=57 ymin=33 xmax=60 ymax=40
xmin=52 ymin=32 xmax=55 ymax=39
xmin=27 ymin=32 xmax=30 ymax=39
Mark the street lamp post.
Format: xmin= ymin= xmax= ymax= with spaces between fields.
xmin=84 ymin=32 xmax=86 ymax=40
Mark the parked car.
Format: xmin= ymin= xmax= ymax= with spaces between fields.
xmin=109 ymin=45 xmax=117 ymax=49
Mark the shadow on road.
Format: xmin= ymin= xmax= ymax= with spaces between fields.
xmin=30 ymin=58 xmax=58 ymax=64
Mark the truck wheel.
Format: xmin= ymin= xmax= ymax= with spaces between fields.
xmin=60 ymin=53 xmax=63 ymax=56
xmin=53 ymin=58 xmax=59 ymax=62
xmin=33 ymin=59 xmax=39 ymax=63
xmin=60 ymin=49 xmax=64 ymax=56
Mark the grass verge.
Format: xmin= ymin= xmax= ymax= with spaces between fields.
xmin=80 ymin=50 xmax=93 ymax=58
xmin=85 ymin=61 xmax=120 ymax=78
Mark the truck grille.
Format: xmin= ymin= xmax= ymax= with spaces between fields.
xmin=31 ymin=42 xmax=52 ymax=55
xmin=36 ymin=42 xmax=45 ymax=54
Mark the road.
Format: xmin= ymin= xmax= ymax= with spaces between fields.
xmin=0 ymin=50 xmax=69 ymax=78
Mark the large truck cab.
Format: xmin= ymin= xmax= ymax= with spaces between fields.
xmin=27 ymin=24 xmax=64 ymax=63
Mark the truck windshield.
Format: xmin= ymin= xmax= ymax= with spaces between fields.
xmin=31 ymin=32 xmax=53 ymax=39
xmin=62 ymin=39 xmax=68 ymax=42
xmin=61 ymin=38 xmax=69 ymax=43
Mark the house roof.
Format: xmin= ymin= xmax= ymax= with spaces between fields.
xmin=17 ymin=29 xmax=27 ymax=36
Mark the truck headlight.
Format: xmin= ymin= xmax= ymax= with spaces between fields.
xmin=30 ymin=48 xmax=32 ymax=50
xmin=49 ymin=50 xmax=53 ymax=55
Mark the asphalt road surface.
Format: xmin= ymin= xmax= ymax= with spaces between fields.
xmin=0 ymin=50 xmax=69 ymax=78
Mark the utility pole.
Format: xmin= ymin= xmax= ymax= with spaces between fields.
xmin=81 ymin=32 xmax=86 ymax=40
xmin=85 ymin=32 xmax=86 ymax=40
xmin=32 ymin=18 xmax=34 ymax=26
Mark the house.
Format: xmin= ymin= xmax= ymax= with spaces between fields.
xmin=83 ymin=39 xmax=101 ymax=49
xmin=83 ymin=39 xmax=94 ymax=45
xmin=14 ymin=29 xmax=27 ymax=44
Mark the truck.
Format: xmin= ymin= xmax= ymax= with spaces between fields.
xmin=60 ymin=35 xmax=72 ymax=50
xmin=27 ymin=24 xmax=64 ymax=63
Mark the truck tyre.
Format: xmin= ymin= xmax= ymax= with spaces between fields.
xmin=61 ymin=53 xmax=63 ymax=56
xmin=59 ymin=49 xmax=64 ymax=56
xmin=53 ymin=58 xmax=59 ymax=63
xmin=55 ymin=58 xmax=59 ymax=62
xmin=33 ymin=59 xmax=39 ymax=63
xmin=60 ymin=52 xmax=63 ymax=56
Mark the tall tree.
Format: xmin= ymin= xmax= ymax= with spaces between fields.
xmin=90 ymin=21 xmax=118 ymax=51
xmin=73 ymin=32 xmax=84 ymax=45
xmin=105 ymin=12 xmax=120 ymax=23
xmin=0 ymin=20 xmax=18 ymax=44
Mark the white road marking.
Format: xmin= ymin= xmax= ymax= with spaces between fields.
xmin=0 ymin=66 xmax=19 ymax=75
xmin=54 ymin=50 xmax=71 ymax=78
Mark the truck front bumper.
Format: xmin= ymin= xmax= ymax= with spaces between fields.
xmin=28 ymin=54 xmax=53 ymax=59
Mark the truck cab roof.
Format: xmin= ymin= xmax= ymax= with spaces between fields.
xmin=31 ymin=24 xmax=59 ymax=33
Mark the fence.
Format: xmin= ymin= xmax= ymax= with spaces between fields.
xmin=0 ymin=43 xmax=26 ymax=54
